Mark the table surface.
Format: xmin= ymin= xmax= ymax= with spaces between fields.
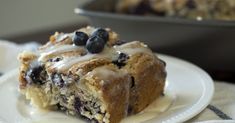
xmin=3 ymin=22 xmax=235 ymax=83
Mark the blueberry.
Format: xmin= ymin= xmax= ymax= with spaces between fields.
xmin=112 ymin=52 xmax=129 ymax=68
xmin=26 ymin=66 xmax=45 ymax=85
xmin=51 ymin=74 xmax=64 ymax=87
xmin=131 ymin=76 xmax=135 ymax=88
xmin=91 ymin=28 xmax=109 ymax=42
xmin=86 ymin=36 xmax=105 ymax=53
xmin=49 ymin=57 xmax=62 ymax=62
xmin=56 ymin=103 xmax=67 ymax=111
xmin=118 ymin=53 xmax=129 ymax=63
xmin=73 ymin=31 xmax=89 ymax=46
xmin=74 ymin=97 xmax=82 ymax=112
xmin=128 ymin=105 xmax=133 ymax=114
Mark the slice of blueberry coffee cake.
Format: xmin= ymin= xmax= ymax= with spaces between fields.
xmin=18 ymin=26 xmax=166 ymax=123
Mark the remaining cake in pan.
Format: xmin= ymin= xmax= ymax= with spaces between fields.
xmin=18 ymin=26 xmax=166 ymax=123
xmin=116 ymin=0 xmax=235 ymax=21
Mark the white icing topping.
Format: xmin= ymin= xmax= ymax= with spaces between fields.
xmin=38 ymin=31 xmax=153 ymax=71
xmin=52 ymin=54 xmax=95 ymax=71
xmin=115 ymin=47 xmax=151 ymax=55
xmin=46 ymin=42 xmax=152 ymax=71
xmin=90 ymin=66 xmax=128 ymax=81
xmin=114 ymin=41 xmax=151 ymax=55
xmin=78 ymin=26 xmax=95 ymax=36
xmin=55 ymin=32 xmax=74 ymax=42
xmin=52 ymin=46 xmax=118 ymax=72
xmin=38 ymin=45 xmax=84 ymax=62
xmin=56 ymin=33 xmax=68 ymax=42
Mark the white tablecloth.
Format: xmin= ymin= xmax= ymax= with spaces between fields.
xmin=0 ymin=40 xmax=234 ymax=123
xmin=190 ymin=82 xmax=235 ymax=123
xmin=0 ymin=40 xmax=39 ymax=73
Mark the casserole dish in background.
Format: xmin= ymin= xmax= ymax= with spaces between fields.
xmin=75 ymin=0 xmax=235 ymax=81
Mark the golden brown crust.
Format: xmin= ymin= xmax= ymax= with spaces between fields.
xmin=82 ymin=65 xmax=131 ymax=123
xmin=18 ymin=51 xmax=37 ymax=89
xmin=124 ymin=53 xmax=166 ymax=113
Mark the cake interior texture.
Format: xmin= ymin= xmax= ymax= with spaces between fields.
xmin=18 ymin=26 xmax=166 ymax=123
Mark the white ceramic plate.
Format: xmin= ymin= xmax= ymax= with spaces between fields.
xmin=0 ymin=54 xmax=214 ymax=123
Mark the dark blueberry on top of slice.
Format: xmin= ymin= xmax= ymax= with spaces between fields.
xmin=91 ymin=28 xmax=109 ymax=42
xmin=25 ymin=66 xmax=45 ymax=85
xmin=112 ymin=52 xmax=129 ymax=68
xmin=73 ymin=31 xmax=89 ymax=46
xmin=86 ymin=36 xmax=105 ymax=54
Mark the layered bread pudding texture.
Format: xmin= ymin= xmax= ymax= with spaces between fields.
xmin=18 ymin=26 xmax=166 ymax=123
xmin=116 ymin=0 xmax=235 ymax=21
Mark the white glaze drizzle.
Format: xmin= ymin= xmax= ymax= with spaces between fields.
xmin=56 ymin=33 xmax=68 ymax=42
xmin=115 ymin=47 xmax=151 ymax=56
xmin=78 ymin=26 xmax=95 ymax=36
xmin=48 ymin=43 xmax=151 ymax=71
xmin=90 ymin=66 xmax=128 ymax=81
xmin=114 ymin=41 xmax=152 ymax=55
xmin=52 ymin=54 xmax=96 ymax=71
xmin=38 ymin=31 xmax=152 ymax=72
xmin=38 ymin=45 xmax=84 ymax=62
xmin=51 ymin=46 xmax=116 ymax=72
xmin=55 ymin=32 xmax=74 ymax=42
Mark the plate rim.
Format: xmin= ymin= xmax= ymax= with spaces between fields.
xmin=152 ymin=54 xmax=214 ymax=123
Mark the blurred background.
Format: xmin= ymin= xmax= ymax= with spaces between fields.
xmin=0 ymin=0 xmax=235 ymax=82
xmin=0 ymin=0 xmax=87 ymax=42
